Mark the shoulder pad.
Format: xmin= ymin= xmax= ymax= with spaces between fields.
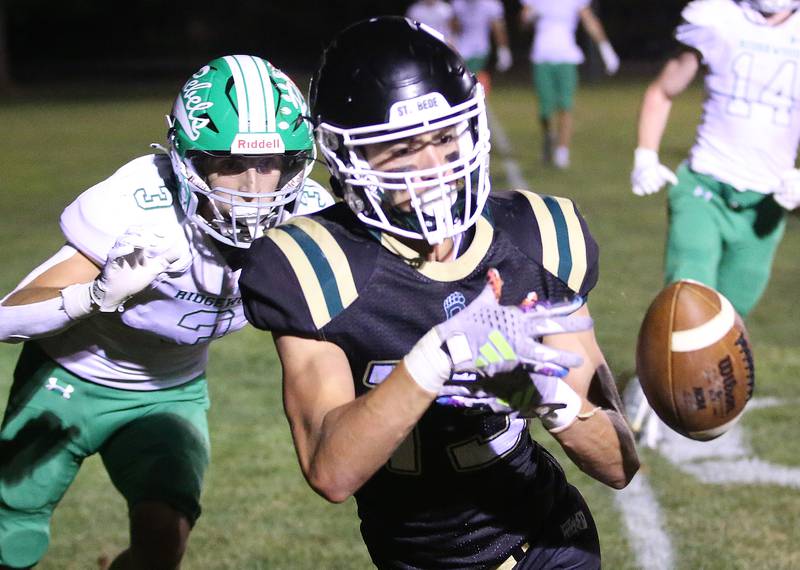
xmin=490 ymin=190 xmax=599 ymax=296
xmin=60 ymin=155 xmax=177 ymax=265
xmin=676 ymin=0 xmax=738 ymax=56
xmin=241 ymin=208 xmax=376 ymax=334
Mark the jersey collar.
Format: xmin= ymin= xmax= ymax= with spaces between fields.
xmin=378 ymin=215 xmax=494 ymax=282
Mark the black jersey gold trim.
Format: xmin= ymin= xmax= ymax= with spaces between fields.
xmin=266 ymin=216 xmax=358 ymax=329
xmin=517 ymin=190 xmax=589 ymax=292
xmin=379 ymin=216 xmax=495 ymax=282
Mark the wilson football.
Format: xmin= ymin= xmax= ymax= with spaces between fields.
xmin=635 ymin=280 xmax=754 ymax=441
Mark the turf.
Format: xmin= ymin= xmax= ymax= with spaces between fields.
xmin=0 ymin=76 xmax=797 ymax=568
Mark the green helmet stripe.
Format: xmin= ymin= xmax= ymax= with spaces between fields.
xmin=253 ymin=57 xmax=277 ymax=132
xmin=224 ymin=55 xmax=276 ymax=134
xmin=225 ymin=55 xmax=263 ymax=133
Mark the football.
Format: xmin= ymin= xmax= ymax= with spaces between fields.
xmin=635 ymin=280 xmax=755 ymax=441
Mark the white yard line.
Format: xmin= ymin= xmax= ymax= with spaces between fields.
xmin=486 ymin=107 xmax=529 ymax=191
xmin=614 ymin=473 xmax=675 ymax=570
xmin=657 ymin=398 xmax=800 ymax=488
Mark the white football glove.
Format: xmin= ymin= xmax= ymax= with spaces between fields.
xmin=403 ymin=269 xmax=591 ymax=393
xmin=92 ymin=227 xmax=189 ymax=312
xmin=496 ymin=46 xmax=513 ymax=73
xmin=598 ymin=41 xmax=620 ymax=75
xmin=631 ymin=148 xmax=677 ymax=196
xmin=774 ymin=169 xmax=800 ymax=210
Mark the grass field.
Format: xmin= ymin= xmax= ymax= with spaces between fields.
xmin=0 ymin=76 xmax=798 ymax=569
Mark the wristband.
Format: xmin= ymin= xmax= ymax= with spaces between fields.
xmin=403 ymin=328 xmax=452 ymax=394
xmin=539 ymin=381 xmax=583 ymax=433
xmin=634 ymin=147 xmax=659 ymax=168
xmin=61 ymin=282 xmax=97 ymax=319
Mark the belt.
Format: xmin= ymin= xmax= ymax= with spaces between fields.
xmin=494 ymin=541 xmax=530 ymax=570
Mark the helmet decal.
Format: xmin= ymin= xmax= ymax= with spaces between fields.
xmin=175 ymin=65 xmax=214 ymax=142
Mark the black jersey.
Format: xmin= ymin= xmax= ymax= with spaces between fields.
xmin=240 ymin=190 xmax=599 ymax=569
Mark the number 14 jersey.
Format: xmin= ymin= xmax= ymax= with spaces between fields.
xmin=678 ymin=0 xmax=800 ymax=193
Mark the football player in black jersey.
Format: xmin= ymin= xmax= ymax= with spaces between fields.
xmin=240 ymin=16 xmax=639 ymax=569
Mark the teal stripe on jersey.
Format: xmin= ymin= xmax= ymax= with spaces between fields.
xmin=278 ymin=224 xmax=344 ymax=317
xmin=542 ymin=196 xmax=572 ymax=284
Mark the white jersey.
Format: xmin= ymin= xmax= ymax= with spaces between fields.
xmin=452 ymin=0 xmax=504 ymax=59
xmin=291 ymin=177 xmax=336 ymax=217
xmin=678 ymin=0 xmax=800 ymax=192
xmin=38 ymin=155 xmax=333 ymax=390
xmin=407 ymin=0 xmax=456 ymax=43
xmin=522 ymin=0 xmax=590 ymax=64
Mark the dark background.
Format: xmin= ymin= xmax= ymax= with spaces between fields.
xmin=1 ymin=0 xmax=688 ymax=87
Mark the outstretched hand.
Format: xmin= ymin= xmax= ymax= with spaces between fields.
xmin=433 ymin=269 xmax=591 ymax=377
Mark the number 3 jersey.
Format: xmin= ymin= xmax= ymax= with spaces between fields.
xmin=678 ymin=0 xmax=800 ymax=193
xmin=240 ymin=191 xmax=599 ymax=568
xmin=37 ymin=154 xmax=331 ymax=391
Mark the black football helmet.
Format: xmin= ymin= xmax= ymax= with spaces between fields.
xmin=310 ymin=16 xmax=491 ymax=245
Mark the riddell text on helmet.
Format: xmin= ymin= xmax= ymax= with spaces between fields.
xmin=230 ymin=133 xmax=285 ymax=154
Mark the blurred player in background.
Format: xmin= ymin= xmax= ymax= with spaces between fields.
xmin=241 ymin=17 xmax=638 ymax=569
xmin=0 ymin=56 xmax=331 ymax=569
xmin=452 ymin=0 xmax=513 ymax=95
xmin=520 ymin=0 xmax=620 ymax=169
xmin=628 ymin=0 xmax=800 ymax=445
xmin=406 ymin=0 xmax=457 ymax=44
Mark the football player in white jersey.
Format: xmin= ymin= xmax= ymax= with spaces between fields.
xmin=451 ymin=0 xmax=513 ymax=95
xmin=628 ymin=0 xmax=800 ymax=446
xmin=406 ymin=0 xmax=458 ymax=44
xmin=0 ymin=55 xmax=332 ymax=569
xmin=520 ymin=0 xmax=620 ymax=168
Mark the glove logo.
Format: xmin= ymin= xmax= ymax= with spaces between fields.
xmin=44 ymin=377 xmax=74 ymax=400
xmin=443 ymin=291 xmax=466 ymax=319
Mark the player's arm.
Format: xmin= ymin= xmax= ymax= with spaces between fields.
xmin=0 ymin=246 xmax=100 ymax=343
xmin=0 ymin=228 xmax=188 ymax=343
xmin=2 ymin=246 xmax=100 ymax=306
xmin=578 ymin=6 xmax=619 ymax=74
xmin=542 ymin=304 xmax=639 ymax=489
xmin=277 ymin=333 xmax=438 ymax=503
xmin=491 ymin=13 xmax=512 ymax=72
xmin=631 ymin=49 xmax=700 ymax=196
xmin=637 ymin=49 xmax=700 ymax=151
xmin=519 ymin=4 xmax=538 ymax=28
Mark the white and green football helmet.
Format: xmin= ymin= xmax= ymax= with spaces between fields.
xmin=168 ymin=55 xmax=315 ymax=248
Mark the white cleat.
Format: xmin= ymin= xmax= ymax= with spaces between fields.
xmin=553 ymin=146 xmax=570 ymax=169
xmin=623 ymin=376 xmax=662 ymax=449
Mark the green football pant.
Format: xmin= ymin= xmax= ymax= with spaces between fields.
xmin=533 ymin=63 xmax=578 ymax=120
xmin=0 ymin=342 xmax=210 ymax=568
xmin=664 ymin=164 xmax=786 ymax=317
